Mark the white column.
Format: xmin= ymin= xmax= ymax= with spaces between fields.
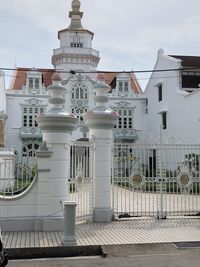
xmin=84 ymin=74 xmax=118 ymax=222
xmin=90 ymin=129 xmax=113 ymax=222
xmin=36 ymin=73 xmax=77 ymax=231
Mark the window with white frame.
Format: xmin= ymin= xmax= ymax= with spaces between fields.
xmin=161 ymin=112 xmax=167 ymax=130
xmin=28 ymin=77 xmax=40 ymax=90
xmin=22 ymin=106 xmax=45 ymax=127
xmin=22 ymin=143 xmax=40 ymax=157
xmin=119 ymin=82 xmax=123 ymax=92
xmin=70 ymin=34 xmax=83 ymax=48
xmin=118 ymin=81 xmax=129 ymax=95
xmin=22 ymin=142 xmax=40 ymax=167
xmin=115 ymin=109 xmax=133 ymax=129
xmin=71 ymin=82 xmax=88 ymax=100
xmin=158 ymin=84 xmax=162 ymax=101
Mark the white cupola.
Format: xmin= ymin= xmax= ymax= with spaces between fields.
xmin=52 ymin=0 xmax=100 ymax=78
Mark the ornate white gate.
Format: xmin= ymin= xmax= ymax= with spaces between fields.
xmin=113 ymin=142 xmax=200 ymax=219
xmin=69 ymin=141 xmax=94 ymax=223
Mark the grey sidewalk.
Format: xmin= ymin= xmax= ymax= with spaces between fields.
xmin=2 ymin=217 xmax=200 ymax=249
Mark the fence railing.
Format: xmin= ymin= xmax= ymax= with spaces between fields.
xmin=113 ymin=142 xmax=200 ymax=218
xmin=0 ymin=157 xmax=37 ymax=198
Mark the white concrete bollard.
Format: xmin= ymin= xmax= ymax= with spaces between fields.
xmin=63 ymin=201 xmax=77 ymax=246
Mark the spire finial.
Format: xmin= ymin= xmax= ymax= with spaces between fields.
xmin=68 ymin=0 xmax=83 ymax=29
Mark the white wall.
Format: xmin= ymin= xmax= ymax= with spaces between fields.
xmin=145 ymin=49 xmax=200 ymax=144
xmin=60 ymin=31 xmax=93 ymax=48
xmin=0 ymin=182 xmax=37 ymax=219
xmin=5 ymin=92 xmax=49 ymax=153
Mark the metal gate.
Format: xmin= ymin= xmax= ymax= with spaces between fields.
xmin=69 ymin=141 xmax=94 ymax=223
xmin=113 ymin=142 xmax=200 ymax=218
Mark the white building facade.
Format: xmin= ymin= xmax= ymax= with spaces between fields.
xmin=3 ymin=0 xmax=146 ymax=164
xmin=145 ymin=49 xmax=200 ymax=144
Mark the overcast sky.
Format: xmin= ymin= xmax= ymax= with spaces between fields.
xmin=0 ymin=0 xmax=200 ymax=90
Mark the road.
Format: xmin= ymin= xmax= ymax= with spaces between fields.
xmin=8 ymin=249 xmax=200 ymax=267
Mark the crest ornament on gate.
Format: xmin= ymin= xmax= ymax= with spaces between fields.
xmin=177 ymin=171 xmax=192 ymax=190
xmin=130 ymin=173 xmax=145 ymax=189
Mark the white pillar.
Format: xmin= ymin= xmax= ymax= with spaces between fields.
xmin=90 ymin=129 xmax=114 ymax=222
xmin=36 ymin=73 xmax=77 ymax=231
xmin=84 ymin=74 xmax=118 ymax=222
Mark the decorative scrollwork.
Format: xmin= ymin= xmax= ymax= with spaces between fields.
xmin=114 ymin=101 xmax=131 ymax=108
xmin=24 ymin=98 xmax=43 ymax=106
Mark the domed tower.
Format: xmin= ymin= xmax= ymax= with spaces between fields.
xmin=52 ymin=0 xmax=100 ymax=79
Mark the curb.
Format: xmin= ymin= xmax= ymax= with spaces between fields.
xmin=6 ymin=245 xmax=103 ymax=260
xmin=6 ymin=241 xmax=200 ymax=260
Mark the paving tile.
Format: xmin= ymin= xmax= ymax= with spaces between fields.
xmin=2 ymin=218 xmax=200 ymax=249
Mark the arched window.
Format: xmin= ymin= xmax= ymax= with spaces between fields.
xmin=71 ymin=82 xmax=89 ymax=124
xmin=71 ymin=82 xmax=88 ymax=100
xmin=22 ymin=142 xmax=40 ymax=167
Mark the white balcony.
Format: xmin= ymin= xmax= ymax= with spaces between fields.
xmin=53 ymin=47 xmax=99 ymax=58
xmin=114 ymin=129 xmax=137 ymax=141
xmin=19 ymin=127 xmax=42 ymax=139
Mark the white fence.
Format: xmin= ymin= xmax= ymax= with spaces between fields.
xmin=2 ymin=140 xmax=200 ymax=222
xmin=113 ymin=143 xmax=200 ymax=218
xmin=0 ymin=142 xmax=93 ymax=224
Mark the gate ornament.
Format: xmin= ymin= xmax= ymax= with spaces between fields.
xmin=130 ymin=173 xmax=145 ymax=189
xmin=177 ymin=172 xmax=192 ymax=189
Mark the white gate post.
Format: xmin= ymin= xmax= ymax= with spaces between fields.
xmin=84 ymin=74 xmax=118 ymax=222
xmin=36 ymin=73 xmax=78 ymax=231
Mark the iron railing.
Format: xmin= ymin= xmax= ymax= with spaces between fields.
xmin=0 ymin=157 xmax=37 ymax=198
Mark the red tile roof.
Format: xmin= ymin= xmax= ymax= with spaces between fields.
xmin=10 ymin=68 xmax=55 ymax=90
xmin=10 ymin=68 xmax=142 ymax=94
xmin=100 ymin=72 xmax=142 ymax=94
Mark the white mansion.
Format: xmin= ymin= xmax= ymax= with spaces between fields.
xmin=0 ymin=0 xmax=146 ymax=165
xmin=1 ymin=0 xmax=200 ymax=166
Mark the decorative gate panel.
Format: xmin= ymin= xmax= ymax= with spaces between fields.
xmin=69 ymin=141 xmax=93 ymax=223
xmin=113 ymin=143 xmax=200 ymax=218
